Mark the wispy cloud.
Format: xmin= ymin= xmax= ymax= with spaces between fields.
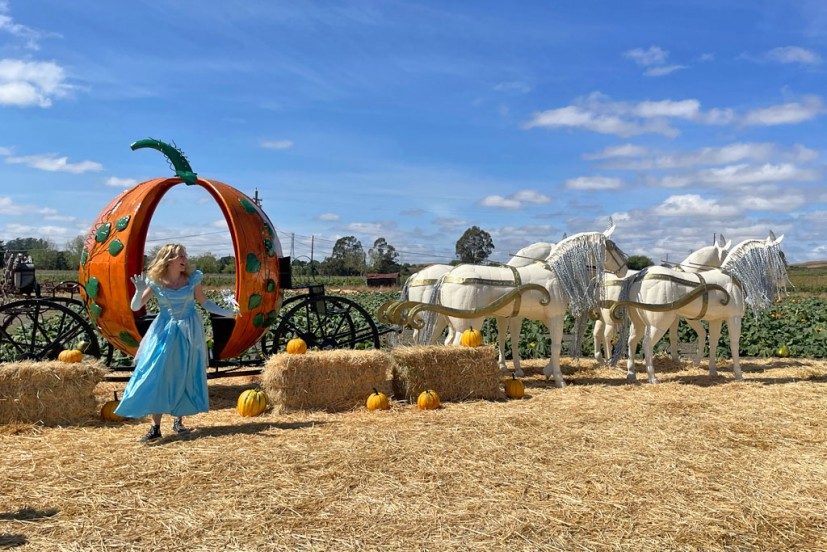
xmin=315 ymin=213 xmax=340 ymax=221
xmin=493 ymin=81 xmax=531 ymax=94
xmin=0 ymin=59 xmax=72 ymax=107
xmin=479 ymin=189 xmax=550 ymax=210
xmin=766 ymin=46 xmax=821 ymax=65
xmin=6 ymin=153 xmax=102 ymax=173
xmin=564 ymin=176 xmax=623 ymax=190
xmin=742 ymin=95 xmax=824 ymax=126
xmin=524 ymin=93 xmax=821 ymax=137
xmin=0 ymin=1 xmax=44 ymax=50
xmin=653 ymin=194 xmax=739 ymax=217
xmin=105 ymin=176 xmax=138 ymax=188
xmin=582 ymin=144 xmax=649 ymax=160
xmin=0 ymin=195 xmax=65 ymax=216
xmin=260 ymin=139 xmax=294 ymax=150
xmin=623 ymin=46 xmax=688 ymax=77
xmin=652 ymin=163 xmax=818 ymax=188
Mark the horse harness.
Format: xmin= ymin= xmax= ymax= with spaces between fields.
xmin=441 ymin=265 xmax=527 ymax=317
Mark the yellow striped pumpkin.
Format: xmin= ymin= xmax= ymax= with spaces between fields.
xmin=237 ymin=388 xmax=269 ymax=417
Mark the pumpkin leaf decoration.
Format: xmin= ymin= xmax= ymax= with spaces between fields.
xmin=130 ymin=138 xmax=198 ymax=185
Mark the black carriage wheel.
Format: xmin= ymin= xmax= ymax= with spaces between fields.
xmin=0 ymin=299 xmax=102 ymax=361
xmin=263 ymin=294 xmax=381 ymax=354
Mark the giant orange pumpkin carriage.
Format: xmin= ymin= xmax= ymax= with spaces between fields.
xmin=0 ymin=139 xmax=392 ymax=375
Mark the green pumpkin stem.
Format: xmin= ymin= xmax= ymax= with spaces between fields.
xmin=130 ymin=138 xmax=198 ymax=185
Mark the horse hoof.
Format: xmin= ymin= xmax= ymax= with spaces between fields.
xmin=515 ymin=369 xmax=525 ymax=377
xmin=649 ymin=378 xmax=660 ymax=384
xmin=626 ymin=373 xmax=637 ymax=382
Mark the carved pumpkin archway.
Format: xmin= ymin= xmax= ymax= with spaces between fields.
xmin=78 ymin=139 xmax=282 ymax=360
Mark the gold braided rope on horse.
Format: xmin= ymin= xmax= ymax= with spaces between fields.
xmin=376 ymin=283 xmax=551 ymax=329
xmin=608 ymin=274 xmax=731 ymax=322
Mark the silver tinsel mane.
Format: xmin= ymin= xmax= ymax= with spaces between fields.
xmin=722 ymin=239 xmax=789 ymax=314
xmin=545 ymin=232 xmax=607 ymax=317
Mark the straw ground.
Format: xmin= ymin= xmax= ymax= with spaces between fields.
xmin=1 ymin=356 xmax=826 ymax=550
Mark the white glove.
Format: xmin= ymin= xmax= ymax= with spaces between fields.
xmin=203 ymin=300 xmax=241 ymax=318
xmin=130 ymin=273 xmax=148 ymax=311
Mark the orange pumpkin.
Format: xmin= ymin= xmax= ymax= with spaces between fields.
xmin=504 ymin=374 xmax=525 ymax=399
xmin=286 ymin=337 xmax=307 ymax=355
xmin=58 ymin=349 xmax=83 ymax=363
xmin=461 ymin=327 xmax=483 ymax=347
xmin=417 ymin=389 xmax=441 ymax=410
xmin=78 ymin=139 xmax=283 ymax=359
xmin=100 ymin=391 xmax=127 ymax=422
xmin=366 ymin=388 xmax=390 ymax=411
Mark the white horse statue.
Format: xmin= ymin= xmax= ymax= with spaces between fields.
xmin=611 ymin=232 xmax=788 ymax=384
xmin=593 ymin=234 xmax=731 ymax=365
xmin=413 ymin=226 xmax=627 ymax=387
xmin=401 ymin=242 xmax=557 ymax=347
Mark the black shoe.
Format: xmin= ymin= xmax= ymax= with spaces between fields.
xmin=172 ymin=418 xmax=191 ymax=435
xmin=140 ymin=424 xmax=162 ymax=442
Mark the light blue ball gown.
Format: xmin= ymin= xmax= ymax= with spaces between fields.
xmin=115 ymin=270 xmax=209 ymax=418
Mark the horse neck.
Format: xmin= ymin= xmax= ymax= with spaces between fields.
xmin=679 ymin=246 xmax=723 ymax=272
xmin=546 ymin=233 xmax=606 ymax=316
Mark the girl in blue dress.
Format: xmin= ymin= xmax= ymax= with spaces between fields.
xmin=115 ymin=244 xmax=240 ymax=441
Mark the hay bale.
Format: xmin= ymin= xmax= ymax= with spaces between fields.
xmin=0 ymin=361 xmax=107 ymax=425
xmin=391 ymin=345 xmax=504 ymax=402
xmin=261 ymin=350 xmax=392 ymax=412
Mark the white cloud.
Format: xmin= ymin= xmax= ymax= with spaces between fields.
xmin=493 ymin=81 xmax=531 ymax=94
xmin=0 ymin=2 xmax=43 ymax=50
xmin=633 ymin=99 xmax=699 ymax=119
xmin=0 ymin=196 xmax=71 ymax=218
xmin=0 ymin=145 xmax=10 ymax=155
xmin=5 ymin=153 xmax=102 ymax=173
xmin=565 ymin=176 xmax=623 ymax=190
xmin=742 ymin=96 xmax=824 ymax=126
xmin=260 ymin=139 xmax=294 ymax=150
xmin=644 ymin=65 xmax=687 ymax=77
xmin=737 ymin=193 xmax=807 ymax=212
xmin=654 ymin=163 xmax=818 ymax=188
xmin=603 ymin=143 xmax=777 ymax=170
xmin=524 ymin=104 xmax=678 ymax=137
xmin=345 ymin=222 xmax=386 ymax=234
xmin=766 ymin=46 xmax=822 ymax=65
xmin=479 ymin=195 xmax=520 ymax=209
xmin=0 ymin=59 xmax=71 ymax=107
xmin=653 ymin=194 xmax=739 ymax=217
xmin=624 ymin=46 xmax=687 ymax=77
xmin=479 ymin=189 xmax=550 ymax=209
xmin=316 ymin=213 xmax=340 ymax=221
xmin=583 ymin=144 xmax=648 ymax=160
xmin=624 ymin=46 xmax=668 ymax=67
xmin=105 ymin=176 xmax=138 ymax=188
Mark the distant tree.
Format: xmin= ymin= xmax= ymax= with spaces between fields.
xmin=64 ymin=235 xmax=86 ymax=269
xmin=455 ymin=226 xmax=494 ymax=264
xmin=218 ymin=256 xmax=236 ymax=274
xmin=5 ymin=237 xmax=52 ymax=257
xmin=627 ymin=255 xmax=654 ymax=271
xmin=323 ymin=236 xmax=365 ymax=276
xmin=368 ymin=237 xmax=400 ymax=274
xmin=192 ymin=252 xmax=219 ymax=273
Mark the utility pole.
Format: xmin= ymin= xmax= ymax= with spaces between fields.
xmin=253 ymin=188 xmax=262 ymax=207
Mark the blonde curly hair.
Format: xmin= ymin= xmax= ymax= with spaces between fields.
xmin=146 ymin=244 xmax=192 ymax=283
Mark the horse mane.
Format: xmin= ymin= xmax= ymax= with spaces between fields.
xmin=722 ymin=239 xmax=788 ymax=313
xmin=546 ymin=232 xmax=607 ymax=317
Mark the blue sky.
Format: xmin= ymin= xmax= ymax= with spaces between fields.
xmin=1 ymin=0 xmax=825 ymax=266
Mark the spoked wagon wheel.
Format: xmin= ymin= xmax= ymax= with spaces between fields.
xmin=263 ymin=294 xmax=381 ymax=354
xmin=0 ymin=299 xmax=102 ymax=362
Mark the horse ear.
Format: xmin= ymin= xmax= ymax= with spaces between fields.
xmin=723 ymin=240 xmax=732 ymax=251
xmin=717 ymin=234 xmax=727 ymax=247
xmin=603 ymin=223 xmax=616 ymax=238
xmin=768 ymin=230 xmax=776 ymax=241
xmin=773 ymin=234 xmax=784 ymax=245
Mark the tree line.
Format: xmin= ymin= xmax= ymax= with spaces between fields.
xmin=1 ymin=227 xmax=655 ymax=277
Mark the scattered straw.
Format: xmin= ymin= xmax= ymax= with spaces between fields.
xmin=0 ymin=360 xmax=106 ymax=425
xmin=261 ymin=349 xmax=392 ymax=412
xmin=0 ymin=356 xmax=825 ymax=550
xmin=391 ymin=344 xmax=504 ymax=402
